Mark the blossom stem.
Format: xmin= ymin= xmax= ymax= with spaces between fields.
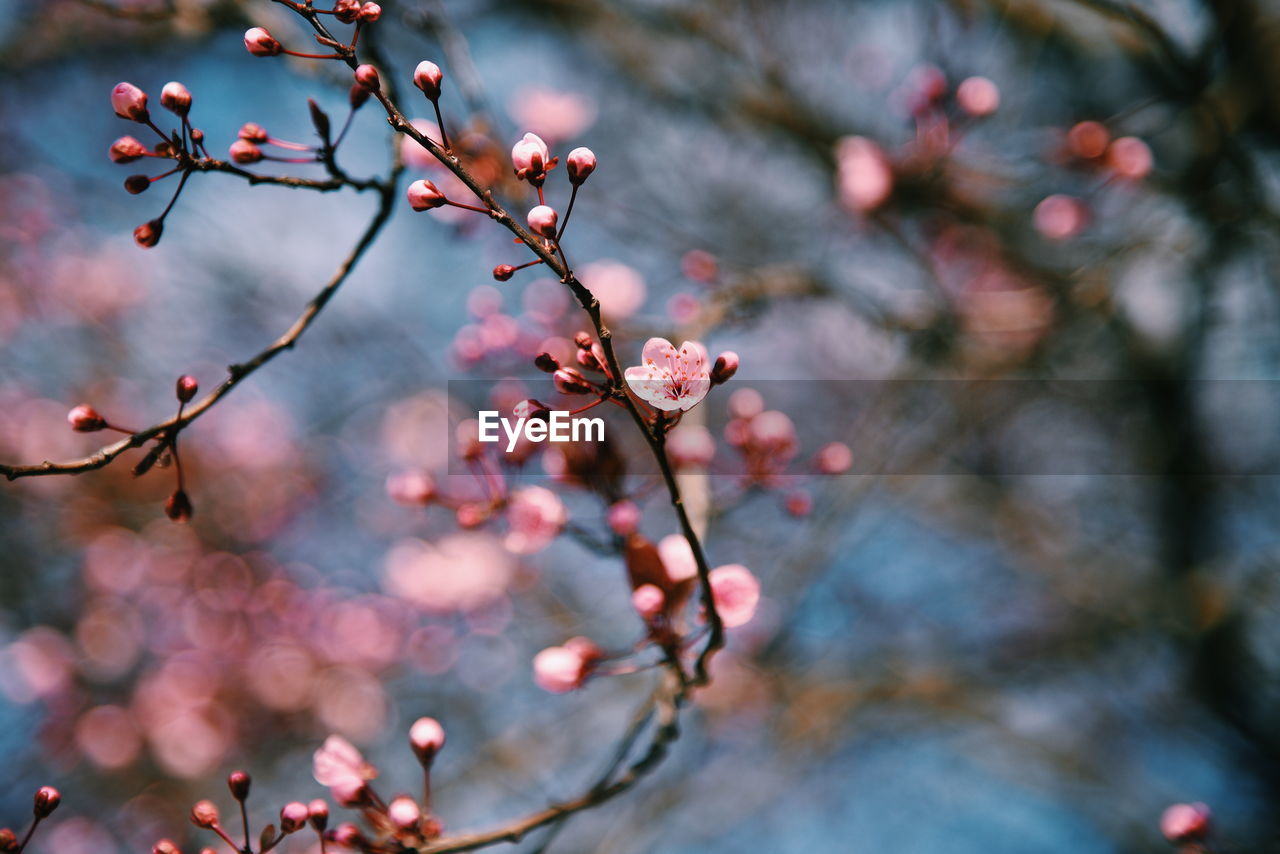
xmin=556 ymin=185 xmax=579 ymax=241
xmin=432 ymin=100 xmax=450 ymax=152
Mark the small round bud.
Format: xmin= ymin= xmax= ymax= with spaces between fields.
xmin=176 ymin=375 xmax=198 ymax=403
xmin=68 ymin=405 xmax=106 ymax=432
xmin=534 ymin=352 xmax=560 ymax=373
xmin=409 ymin=716 xmax=445 ymax=764
xmin=227 ymin=771 xmax=251 ymax=801
xmin=32 ymin=787 xmax=60 ymax=819
xmin=527 ymin=204 xmax=558 ymax=238
xmin=710 ymin=351 xmax=739 ymax=385
xmin=607 ymin=501 xmax=641 ymax=535
xmin=413 ymin=61 xmax=443 ymax=100
xmin=229 ymin=139 xmax=263 ymax=165
xmin=190 ymin=128 xmax=204 ymax=145
xmin=566 ymin=147 xmax=596 ymax=185
xmin=0 ymin=829 xmax=16 ymax=852
xmin=357 ymin=2 xmax=381 ymax=22
xmin=387 ymin=797 xmax=420 ymax=831
xmin=511 ymin=399 xmax=549 ymax=420
xmin=152 ymin=840 xmax=181 ymax=854
xmin=815 ymin=441 xmax=853 ymax=474
xmin=511 ymin=133 xmax=550 ymax=183
xmin=110 ymin=136 xmax=148 ymax=164
xmin=632 ymin=584 xmax=665 ymax=620
xmin=134 ymin=220 xmax=163 ymax=248
xmin=354 ymin=64 xmax=380 ymax=92
xmin=280 ymin=802 xmax=309 ymax=834
xmin=244 ymin=27 xmax=282 ymax=57
xmin=330 ymin=824 xmax=365 ymax=847
xmin=238 ymin=123 xmax=268 ymax=143
xmin=573 ymin=331 xmax=593 ymax=349
xmin=333 ymin=0 xmax=360 ymax=23
xmin=124 ymin=174 xmax=151 ymax=195
xmin=492 ymin=264 xmax=516 ymax=281
xmin=1067 ymin=120 xmax=1110 ymax=160
xmin=1161 ymin=803 xmax=1211 ymax=843
xmin=165 ymin=490 xmax=193 ymax=523
xmin=553 ymin=367 xmax=591 ymax=395
xmin=955 ymin=76 xmax=999 ymax=117
xmin=307 ymin=800 xmax=329 ymax=832
xmin=111 ymin=82 xmax=149 ymax=122
xmin=160 ymin=81 xmax=192 ymax=117
xmin=189 ymin=800 xmax=219 ymax=828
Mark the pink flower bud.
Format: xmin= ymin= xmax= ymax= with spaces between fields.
xmin=666 ymin=424 xmax=715 ymax=469
xmin=189 ymin=800 xmax=219 ymax=828
xmin=111 ymin=82 xmax=149 ymax=121
xmin=511 ymin=398 xmax=549 ymax=420
xmin=307 ymin=800 xmax=329 ymax=831
xmin=124 ymin=174 xmax=150 ymax=195
xmin=387 ymin=470 xmax=436 ymax=505
xmin=32 ymin=787 xmax=60 ymax=819
xmin=176 ymin=375 xmax=198 ymax=403
xmin=607 ymin=500 xmax=641 ymax=535
xmin=815 ymin=441 xmax=853 ymax=474
xmin=534 ymin=352 xmax=560 ymax=373
xmin=238 ymin=122 xmax=268 ymax=142
xmin=1067 ymin=120 xmax=1109 ymax=160
xmin=511 ymin=132 xmax=550 ymax=183
xmin=631 ymin=584 xmax=665 ymax=620
xmin=0 ymin=830 xmax=16 ymax=852
xmin=955 ymin=76 xmax=999 ymax=117
xmin=165 ymin=489 xmax=193 ymax=523
xmin=492 ymin=264 xmax=516 ymax=282
xmin=387 ymin=797 xmax=420 ymax=831
xmin=711 ymin=351 xmax=739 ymax=385
xmin=1161 ymin=803 xmax=1210 ymax=843
xmin=358 ymin=2 xmax=381 ymax=22
xmin=230 ymin=139 xmax=263 ymax=165
xmin=1033 ymin=194 xmax=1087 ymax=241
xmin=134 ymin=220 xmax=163 ymax=248
xmin=407 ymin=179 xmax=447 ymax=211
xmin=330 ymin=823 xmax=365 ymax=847
xmin=110 ymin=136 xmax=148 ymax=163
xmin=279 ymin=802 xmax=309 ymax=834
xmin=532 ymin=644 xmax=591 ymax=693
xmin=553 ymin=367 xmax=591 ymax=395
xmin=160 ymin=81 xmax=192 ymax=116
xmin=527 ymin=204 xmax=558 ymax=238
xmin=708 ymin=564 xmax=760 ymax=628
xmin=333 ymin=0 xmax=360 ymax=23
xmin=354 ymin=64 xmax=380 ymax=92
xmin=152 ymin=840 xmax=180 ymax=854
xmin=409 ymin=716 xmax=445 ymax=763
xmin=244 ymin=27 xmax=282 ymax=57
xmin=227 ymin=771 xmax=251 ymax=800
xmin=68 ymin=405 xmax=106 ymax=432
xmin=414 ymin=61 xmax=443 ymax=100
xmin=349 ymin=83 xmax=370 ymax=110
xmin=566 ymin=147 xmax=596 ymax=184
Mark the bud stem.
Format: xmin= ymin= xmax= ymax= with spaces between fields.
xmin=431 ymin=101 xmax=451 ymax=153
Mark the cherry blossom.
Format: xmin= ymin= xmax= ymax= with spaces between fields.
xmin=623 ymin=337 xmax=712 ymax=412
xmin=312 ymin=734 xmax=376 ymax=805
xmin=708 ymin=564 xmax=760 ymax=628
xmin=504 ymin=486 xmax=566 ymax=554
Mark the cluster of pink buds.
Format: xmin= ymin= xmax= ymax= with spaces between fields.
xmin=166 ymin=770 xmax=332 ymax=854
xmin=243 ymin=2 xmax=379 ymax=62
xmin=109 ymin=80 xmax=208 ymax=247
xmin=1031 ymin=120 xmax=1154 ymax=241
xmin=66 ymin=374 xmax=200 ymax=521
xmin=1 ymin=786 xmax=61 ymax=854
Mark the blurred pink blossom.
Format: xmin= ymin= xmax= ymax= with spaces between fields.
xmin=708 ymin=564 xmax=760 ymax=628
xmin=504 ymin=486 xmax=567 ymax=554
xmin=508 ymin=88 xmax=597 ymax=143
xmin=836 ymin=136 xmax=893 ymax=213
xmin=580 ymin=260 xmax=647 ymax=320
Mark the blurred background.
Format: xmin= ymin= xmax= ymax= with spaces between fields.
xmin=3 ymin=0 xmax=1280 ymax=851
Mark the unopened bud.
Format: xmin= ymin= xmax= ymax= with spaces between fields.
xmin=566 ymin=147 xmax=596 ymax=185
xmin=409 ymin=716 xmax=445 ymax=764
xmin=357 ymin=2 xmax=381 ymax=22
xmin=0 ymin=830 xmax=15 ymax=852
xmin=238 ymin=122 xmax=268 ymax=142
xmin=165 ymin=490 xmax=193 ymax=523
xmin=32 ymin=787 xmax=60 ymax=819
xmin=160 ymin=82 xmax=192 ymax=116
xmin=152 ymin=840 xmax=180 ymax=854
xmin=134 ymin=220 xmax=163 ymax=248
xmin=280 ymin=802 xmax=308 ymax=834
xmin=711 ymin=351 xmax=739 ymax=385
xmin=527 ymin=204 xmax=558 ymax=239
xmin=189 ymin=800 xmax=219 ymax=828
xmin=414 ymin=60 xmax=444 ymax=100
xmin=244 ymin=27 xmax=282 ymax=57
xmin=387 ymin=796 xmax=420 ymax=831
xmin=175 ymin=376 xmax=198 ymax=404
xmin=230 ymin=139 xmax=263 ymax=165
xmin=553 ymin=367 xmax=592 ymax=395
xmin=124 ymin=174 xmax=151 ymax=195
xmin=354 ymin=64 xmax=380 ymax=92
xmin=227 ymin=771 xmax=251 ymax=801
xmin=1161 ymin=803 xmax=1211 ymax=843
xmin=534 ymin=352 xmax=559 ymax=372
xmin=110 ymin=136 xmax=148 ymax=164
xmin=349 ymin=83 xmax=371 ymax=110
xmin=68 ymin=404 xmax=106 ymax=432
xmin=307 ymin=800 xmax=329 ymax=832
xmin=512 ymin=399 xmax=549 ymax=420
xmin=407 ymin=179 xmax=447 ymax=211
xmin=333 ymin=0 xmax=360 ymax=23
xmin=111 ymin=82 xmax=149 ymax=122
xmin=573 ymin=331 xmax=593 ymax=349
xmin=330 ymin=823 xmax=365 ymax=847
xmin=492 ymin=264 xmax=516 ymax=281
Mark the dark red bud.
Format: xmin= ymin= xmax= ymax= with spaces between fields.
xmin=228 ymin=771 xmax=251 ymax=801
xmin=125 ymin=174 xmax=151 ymax=194
xmin=492 ymin=264 xmax=516 ymax=282
xmin=33 ymin=787 xmax=60 ymax=819
xmin=534 ymin=352 xmax=559 ymax=373
xmin=176 ymin=375 xmax=198 ymax=403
